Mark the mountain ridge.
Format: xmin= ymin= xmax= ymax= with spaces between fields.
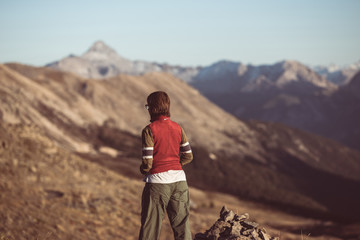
xmin=45 ymin=40 xmax=360 ymax=86
xmin=192 ymin=59 xmax=336 ymax=94
xmin=43 ymin=40 xmax=360 ymax=149
xmin=2 ymin=63 xmax=360 ymax=223
xmin=311 ymin=61 xmax=360 ymax=85
xmin=46 ymin=40 xmax=199 ymax=81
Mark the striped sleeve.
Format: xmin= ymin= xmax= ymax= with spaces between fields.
xmin=180 ymin=127 xmax=193 ymax=166
xmin=140 ymin=126 xmax=154 ymax=174
xmin=180 ymin=142 xmax=192 ymax=153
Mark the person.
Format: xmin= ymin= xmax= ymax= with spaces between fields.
xmin=138 ymin=91 xmax=193 ymax=240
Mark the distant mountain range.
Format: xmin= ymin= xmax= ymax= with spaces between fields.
xmin=190 ymin=61 xmax=360 ymax=151
xmin=2 ymin=62 xmax=360 ymax=222
xmin=47 ymin=40 xmax=360 ymax=85
xmin=47 ymin=41 xmax=200 ymax=82
xmin=311 ymin=62 xmax=360 ymax=85
xmin=46 ymin=41 xmax=360 ymax=151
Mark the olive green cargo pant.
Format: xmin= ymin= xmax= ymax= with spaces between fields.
xmin=138 ymin=181 xmax=191 ymax=240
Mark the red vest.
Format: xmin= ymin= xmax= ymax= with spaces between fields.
xmin=149 ymin=116 xmax=183 ymax=174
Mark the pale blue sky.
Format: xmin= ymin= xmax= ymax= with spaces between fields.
xmin=0 ymin=0 xmax=359 ymax=67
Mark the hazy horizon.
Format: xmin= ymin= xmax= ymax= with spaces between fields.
xmin=1 ymin=0 xmax=359 ymax=67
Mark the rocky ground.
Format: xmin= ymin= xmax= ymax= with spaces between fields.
xmin=1 ymin=121 xmax=358 ymax=240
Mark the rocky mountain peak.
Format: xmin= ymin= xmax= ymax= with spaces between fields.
xmin=82 ymin=40 xmax=122 ymax=62
xmin=271 ymin=60 xmax=335 ymax=88
xmin=193 ymin=60 xmax=242 ymax=83
xmin=87 ymin=40 xmax=115 ymax=53
xmin=277 ymin=60 xmax=309 ymax=73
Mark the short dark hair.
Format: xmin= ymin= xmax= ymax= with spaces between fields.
xmin=147 ymin=91 xmax=171 ymax=118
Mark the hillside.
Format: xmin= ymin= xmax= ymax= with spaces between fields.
xmin=44 ymin=41 xmax=360 ymax=150
xmin=321 ymin=72 xmax=360 ymax=150
xmin=190 ymin=61 xmax=360 ymax=151
xmin=197 ymin=70 xmax=360 ymax=151
xmin=4 ymin=121 xmax=358 ymax=240
xmin=1 ymin=63 xmax=360 ymax=226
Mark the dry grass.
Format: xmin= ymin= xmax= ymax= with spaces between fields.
xmin=0 ymin=122 xmax=350 ymax=240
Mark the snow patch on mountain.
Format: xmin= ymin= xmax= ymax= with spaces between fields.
xmin=311 ymin=61 xmax=360 ymax=85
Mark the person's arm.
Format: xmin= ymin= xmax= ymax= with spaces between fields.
xmin=180 ymin=127 xmax=193 ymax=166
xmin=140 ymin=126 xmax=154 ymax=175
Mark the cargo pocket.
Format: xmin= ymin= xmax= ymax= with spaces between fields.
xmin=172 ymin=189 xmax=189 ymax=203
xmin=167 ymin=182 xmax=191 ymax=239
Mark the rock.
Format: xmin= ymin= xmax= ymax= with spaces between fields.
xmin=207 ymin=220 xmax=231 ymax=237
xmin=242 ymin=229 xmax=254 ymax=236
xmin=258 ymin=230 xmax=271 ymax=240
xmin=30 ymin=166 xmax=37 ymax=173
xmin=230 ymin=222 xmax=242 ymax=237
xmin=190 ymin=199 xmax=198 ymax=210
xmin=235 ymin=213 xmax=249 ymax=221
xmin=220 ymin=206 xmax=229 ymax=218
xmin=229 ymin=228 xmax=241 ymax=237
xmin=251 ymin=230 xmax=259 ymax=239
xmin=242 ymin=221 xmax=259 ymax=229
xmin=194 ymin=206 xmax=278 ymax=240
xmin=223 ymin=210 xmax=235 ymax=222
xmin=194 ymin=233 xmax=207 ymax=240
xmin=45 ymin=189 xmax=64 ymax=198
xmin=99 ymin=146 xmax=118 ymax=157
xmin=12 ymin=158 xmax=18 ymax=167
xmin=220 ymin=206 xmax=235 ymax=222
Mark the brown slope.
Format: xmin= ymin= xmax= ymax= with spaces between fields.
xmin=0 ymin=63 xmax=106 ymax=151
xmin=3 ymin=63 xmax=261 ymax=159
xmin=2 ymin=121 xmax=351 ymax=240
xmin=2 ymin=63 xmax=360 ymax=222
xmin=0 ymin=121 xmax=142 ymax=240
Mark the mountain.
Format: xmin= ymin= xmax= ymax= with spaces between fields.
xmin=46 ymin=41 xmax=360 ymax=88
xmin=2 ymin=62 xmax=255 ymax=158
xmin=2 ymin=63 xmax=360 ymax=225
xmin=191 ymin=59 xmax=336 ymax=92
xmin=191 ymin=60 xmax=360 ymax=151
xmin=45 ymin=42 xmax=360 ymax=149
xmin=321 ymin=71 xmax=360 ymax=150
xmin=312 ymin=61 xmax=360 ymax=85
xmin=47 ymin=40 xmax=200 ymax=81
xmin=189 ymin=60 xmax=336 ymax=135
xmin=188 ymin=60 xmax=360 ymax=151
xmin=46 ymin=40 xmax=360 ymax=149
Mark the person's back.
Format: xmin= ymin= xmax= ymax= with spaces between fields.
xmin=139 ymin=91 xmax=193 ymax=240
xmin=148 ymin=117 xmax=182 ymax=174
